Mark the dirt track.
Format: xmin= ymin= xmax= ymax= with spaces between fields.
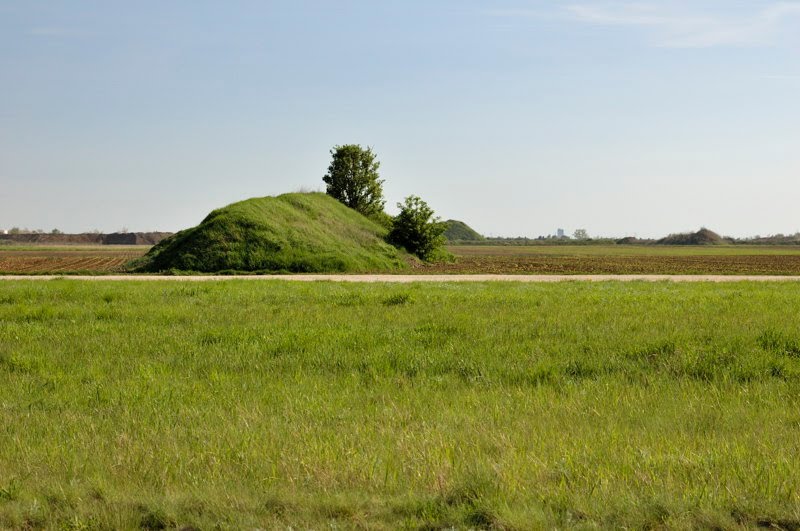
xmin=3 ymin=274 xmax=800 ymax=282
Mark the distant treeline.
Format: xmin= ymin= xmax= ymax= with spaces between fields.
xmin=0 ymin=232 xmax=173 ymax=245
xmin=450 ymin=237 xmax=618 ymax=246
xmin=449 ymin=228 xmax=800 ymax=246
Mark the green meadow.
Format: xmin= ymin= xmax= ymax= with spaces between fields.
xmin=2 ymin=279 xmax=800 ymax=529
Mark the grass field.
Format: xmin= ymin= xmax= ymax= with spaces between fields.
xmin=2 ymin=280 xmax=800 ymax=528
xmin=4 ymin=244 xmax=800 ymax=276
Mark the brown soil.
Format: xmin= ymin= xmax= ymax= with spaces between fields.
xmin=411 ymin=254 xmax=800 ymax=275
xmin=4 ymin=245 xmax=800 ymax=276
xmin=0 ymin=248 xmax=148 ymax=273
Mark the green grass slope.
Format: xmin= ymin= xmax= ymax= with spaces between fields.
xmin=443 ymin=219 xmax=484 ymax=242
xmin=137 ymin=193 xmax=408 ymax=273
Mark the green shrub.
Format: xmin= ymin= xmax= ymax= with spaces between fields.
xmin=387 ymin=195 xmax=447 ymax=261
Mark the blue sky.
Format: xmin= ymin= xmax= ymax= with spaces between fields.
xmin=1 ymin=1 xmax=798 ymax=237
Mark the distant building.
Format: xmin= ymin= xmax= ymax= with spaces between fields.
xmin=556 ymin=228 xmax=565 ymax=238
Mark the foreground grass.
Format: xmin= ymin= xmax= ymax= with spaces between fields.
xmin=1 ymin=280 xmax=800 ymax=529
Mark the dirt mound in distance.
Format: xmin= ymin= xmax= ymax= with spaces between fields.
xmin=656 ymin=228 xmax=726 ymax=245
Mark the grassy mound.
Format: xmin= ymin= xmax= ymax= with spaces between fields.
xmin=137 ymin=193 xmax=408 ymax=273
xmin=443 ymin=220 xmax=484 ymax=242
xmin=657 ymin=228 xmax=726 ymax=245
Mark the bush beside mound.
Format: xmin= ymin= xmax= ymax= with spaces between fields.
xmin=136 ymin=193 xmax=409 ymax=273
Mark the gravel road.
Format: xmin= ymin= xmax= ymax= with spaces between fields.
xmin=3 ymin=274 xmax=800 ymax=282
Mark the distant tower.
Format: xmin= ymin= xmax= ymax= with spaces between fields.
xmin=556 ymin=228 xmax=565 ymax=238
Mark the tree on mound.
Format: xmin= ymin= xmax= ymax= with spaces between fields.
xmin=323 ymin=145 xmax=385 ymax=217
xmin=321 ymin=145 xmax=448 ymax=262
xmin=136 ymin=193 xmax=407 ymax=273
xmin=443 ymin=220 xmax=484 ymax=242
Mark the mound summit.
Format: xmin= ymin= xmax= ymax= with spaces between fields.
xmin=138 ymin=193 xmax=408 ymax=273
xmin=443 ymin=220 xmax=484 ymax=242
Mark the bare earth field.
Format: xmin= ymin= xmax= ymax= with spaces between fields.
xmin=0 ymin=246 xmax=148 ymax=274
xmin=414 ymin=245 xmax=800 ymax=276
xmin=4 ymin=244 xmax=800 ymax=275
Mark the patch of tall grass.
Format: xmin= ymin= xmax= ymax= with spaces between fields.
xmin=1 ymin=280 xmax=800 ymax=528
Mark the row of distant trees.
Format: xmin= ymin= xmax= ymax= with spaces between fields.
xmin=322 ymin=144 xmax=447 ymax=261
xmin=1 ymin=228 xmax=128 ymax=235
xmin=1 ymin=227 xmax=63 ymax=235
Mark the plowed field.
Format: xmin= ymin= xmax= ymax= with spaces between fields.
xmin=3 ymin=244 xmax=800 ymax=275
xmin=0 ymin=247 xmax=148 ymax=273
xmin=411 ymin=245 xmax=800 ymax=275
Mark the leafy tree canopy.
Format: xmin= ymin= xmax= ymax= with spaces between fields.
xmin=323 ymin=144 xmax=385 ymax=217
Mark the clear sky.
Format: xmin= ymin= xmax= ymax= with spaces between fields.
xmin=1 ymin=1 xmax=798 ymax=238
